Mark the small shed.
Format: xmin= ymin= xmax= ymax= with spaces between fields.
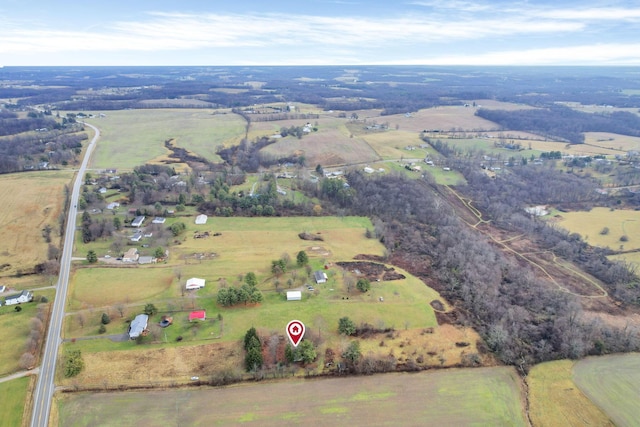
xmin=195 ymin=214 xmax=208 ymax=225
xmin=314 ymin=271 xmax=328 ymax=284
xmin=186 ymin=278 xmax=205 ymax=290
xmin=189 ymin=310 xmax=206 ymax=321
xmin=287 ymin=291 xmax=302 ymax=301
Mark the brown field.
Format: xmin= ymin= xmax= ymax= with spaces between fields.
xmin=57 ymin=367 xmax=527 ymax=427
xmin=0 ymin=171 xmax=73 ymax=276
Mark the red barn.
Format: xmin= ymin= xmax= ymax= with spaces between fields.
xmin=189 ymin=310 xmax=206 ymax=321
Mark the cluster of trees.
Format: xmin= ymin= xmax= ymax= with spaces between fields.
xmin=217 ymin=136 xmax=304 ymax=172
xmin=332 ymin=172 xmax=640 ymax=371
xmin=80 ymin=211 xmax=114 ymax=243
xmin=216 ymin=274 xmax=263 ymax=307
xmin=18 ymin=304 xmax=47 ymax=370
xmin=63 ymin=349 xmax=84 ymax=378
xmin=476 ymin=105 xmax=640 ymax=144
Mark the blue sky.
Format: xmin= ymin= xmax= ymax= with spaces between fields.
xmin=2 ymin=0 xmax=640 ymax=66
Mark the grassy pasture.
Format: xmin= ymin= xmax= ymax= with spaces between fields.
xmin=56 ymin=367 xmax=527 ymax=427
xmin=557 ymin=208 xmax=640 ymax=254
xmin=0 ymin=294 xmax=53 ymax=375
xmin=573 ymin=354 xmax=640 ymax=427
xmin=0 ymin=171 xmax=72 ymax=276
xmin=528 ymin=360 xmax=613 ymax=427
xmin=84 ymin=110 xmax=246 ymax=170
xmin=0 ymin=377 xmax=30 ymax=427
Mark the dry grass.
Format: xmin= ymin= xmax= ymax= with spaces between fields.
xmin=57 ymin=367 xmax=527 ymax=426
xmin=528 ymin=360 xmax=613 ymax=427
xmin=0 ymin=171 xmax=72 ymax=276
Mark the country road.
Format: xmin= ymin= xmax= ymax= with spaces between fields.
xmin=30 ymin=122 xmax=100 ymax=427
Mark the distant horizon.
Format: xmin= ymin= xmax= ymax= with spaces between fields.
xmin=2 ymin=1 xmax=640 ymax=67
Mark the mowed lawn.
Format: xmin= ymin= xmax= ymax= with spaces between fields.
xmin=57 ymin=367 xmax=527 ymax=427
xmin=0 ymin=171 xmax=73 ymax=276
xmin=84 ymin=109 xmax=246 ymax=169
xmin=558 ymin=208 xmax=640 ymax=255
xmin=0 ymin=299 xmax=49 ymax=375
xmin=0 ymin=377 xmax=30 ymax=427
xmin=528 ymin=360 xmax=613 ymax=427
xmin=573 ymin=354 xmax=640 ymax=427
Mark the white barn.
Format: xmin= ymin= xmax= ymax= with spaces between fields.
xmin=186 ymin=277 xmax=206 ymax=290
xmin=286 ymin=291 xmax=302 ymax=301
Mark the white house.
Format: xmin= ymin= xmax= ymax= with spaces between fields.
xmin=314 ymin=271 xmax=328 ymax=284
xmin=185 ymin=277 xmax=206 ymax=290
xmin=5 ymin=290 xmax=33 ymax=305
xmin=152 ymin=217 xmax=166 ymax=224
xmin=286 ymin=291 xmax=302 ymax=301
xmin=106 ymin=202 xmax=120 ymax=210
xmin=128 ymin=314 xmax=149 ymax=339
xmin=130 ymin=231 xmax=143 ymax=242
xmin=131 ymin=216 xmax=145 ymax=227
xmin=195 ymin=214 xmax=208 ymax=225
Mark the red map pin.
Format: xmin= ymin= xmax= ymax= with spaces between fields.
xmin=286 ymin=320 xmax=305 ymax=347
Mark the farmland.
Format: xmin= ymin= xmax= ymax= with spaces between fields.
xmin=56 ymin=367 xmax=527 ymax=427
xmin=573 ymin=354 xmax=640 ymax=427
xmin=84 ymin=110 xmax=246 ymax=170
xmin=0 ymin=171 xmax=73 ymax=277
xmin=0 ymin=377 xmax=30 ymax=427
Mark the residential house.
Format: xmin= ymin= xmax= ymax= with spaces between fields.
xmin=286 ymin=291 xmax=302 ymax=301
xmin=189 ymin=310 xmax=206 ymax=321
xmin=4 ymin=290 xmax=34 ymax=305
xmin=314 ymin=271 xmax=328 ymax=284
xmin=195 ymin=214 xmax=208 ymax=225
xmin=131 ymin=216 xmax=145 ymax=227
xmin=152 ymin=217 xmax=166 ymax=224
xmin=186 ymin=278 xmax=206 ymax=290
xmin=106 ymin=202 xmax=120 ymax=210
xmin=128 ymin=314 xmax=149 ymax=339
xmin=123 ymin=248 xmax=139 ymax=263
xmin=98 ymin=187 xmax=107 ymax=194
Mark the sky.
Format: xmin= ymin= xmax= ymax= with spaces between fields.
xmin=2 ymin=0 xmax=640 ymax=66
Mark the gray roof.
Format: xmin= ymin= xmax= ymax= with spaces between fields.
xmin=128 ymin=314 xmax=149 ymax=338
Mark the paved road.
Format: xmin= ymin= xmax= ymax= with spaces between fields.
xmin=30 ymin=123 xmax=100 ymax=427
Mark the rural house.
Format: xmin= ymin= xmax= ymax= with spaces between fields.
xmin=185 ymin=278 xmax=205 ymax=290
xmin=5 ymin=290 xmax=34 ymax=305
xmin=286 ymin=291 xmax=302 ymax=301
xmin=131 ymin=216 xmax=145 ymax=227
xmin=123 ymin=248 xmax=139 ymax=263
xmin=152 ymin=217 xmax=166 ymax=224
xmin=128 ymin=314 xmax=149 ymax=339
xmin=130 ymin=231 xmax=143 ymax=242
xmin=314 ymin=271 xmax=328 ymax=284
xmin=188 ymin=310 xmax=206 ymax=321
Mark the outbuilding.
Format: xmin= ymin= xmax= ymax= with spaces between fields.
xmin=185 ymin=277 xmax=206 ymax=290
xmin=131 ymin=216 xmax=145 ymax=227
xmin=286 ymin=291 xmax=302 ymax=301
xmin=195 ymin=214 xmax=208 ymax=225
xmin=314 ymin=271 xmax=328 ymax=284
xmin=189 ymin=310 xmax=206 ymax=321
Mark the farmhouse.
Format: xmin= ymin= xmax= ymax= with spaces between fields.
xmin=195 ymin=214 xmax=208 ymax=225
xmin=287 ymin=291 xmax=302 ymax=301
xmin=4 ymin=290 xmax=33 ymax=305
xmin=189 ymin=310 xmax=206 ymax=321
xmin=185 ymin=277 xmax=206 ymax=290
xmin=131 ymin=216 xmax=145 ymax=227
xmin=123 ymin=248 xmax=139 ymax=263
xmin=128 ymin=314 xmax=148 ymax=339
xmin=314 ymin=271 xmax=328 ymax=284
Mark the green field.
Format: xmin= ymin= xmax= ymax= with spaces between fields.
xmin=528 ymin=360 xmax=613 ymax=427
xmin=56 ymin=367 xmax=527 ymax=426
xmin=84 ymin=109 xmax=246 ymax=169
xmin=0 ymin=377 xmax=30 ymax=427
xmin=573 ymin=354 xmax=640 ymax=427
xmin=558 ymin=208 xmax=640 ymax=265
